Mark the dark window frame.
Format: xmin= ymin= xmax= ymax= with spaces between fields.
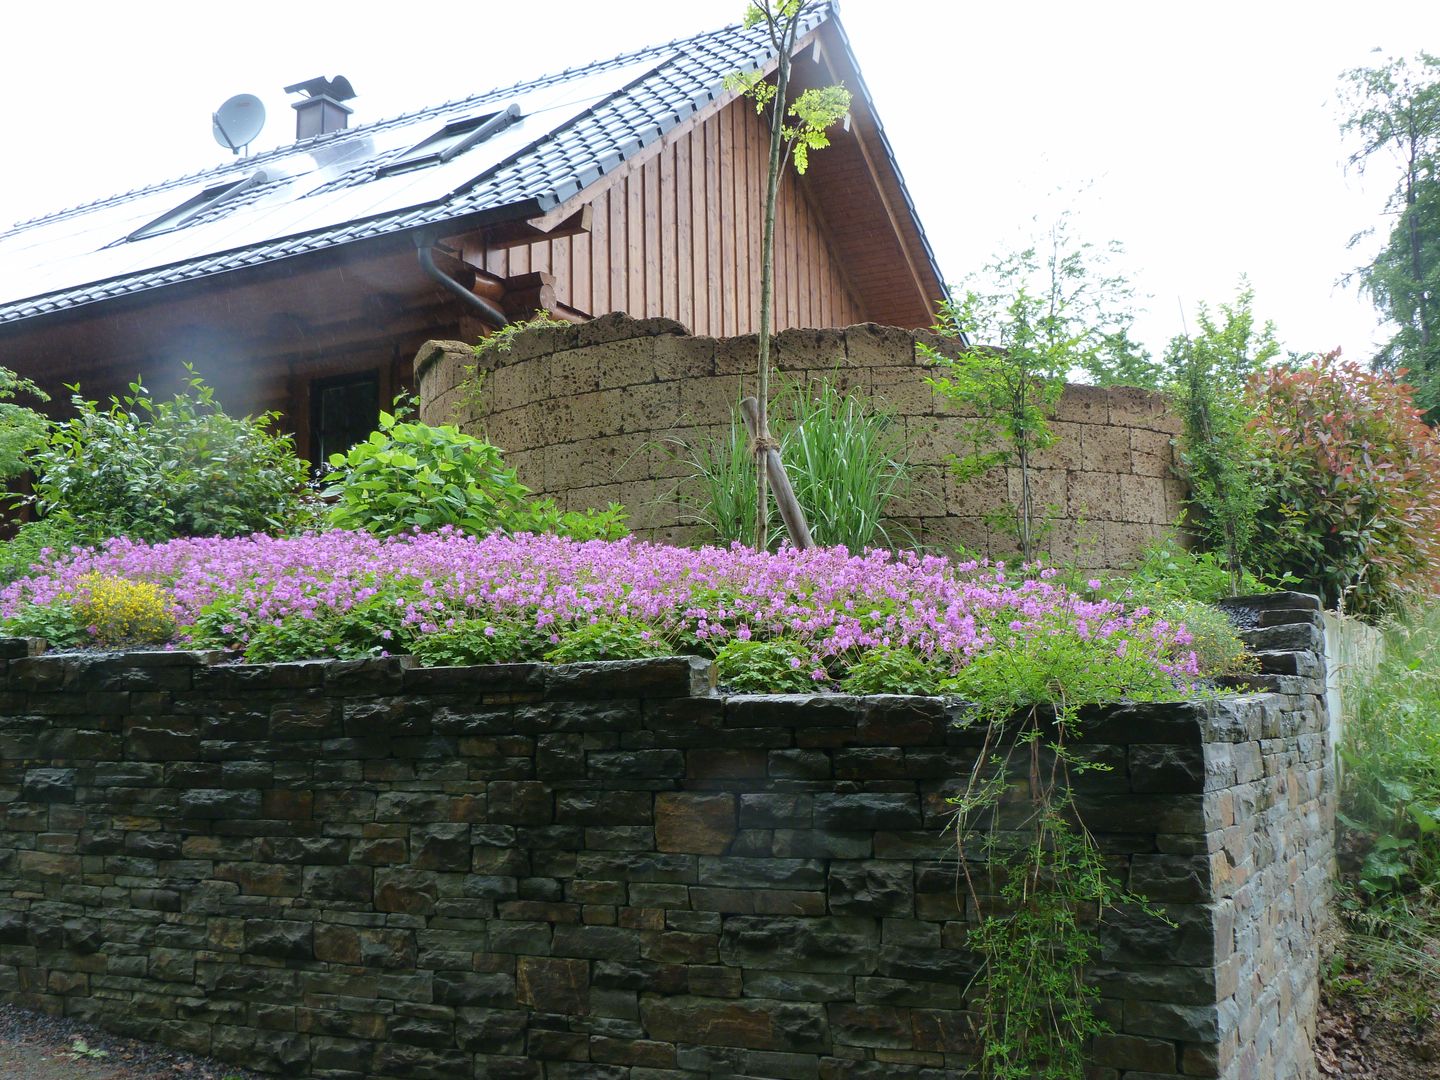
xmin=310 ymin=370 xmax=380 ymax=469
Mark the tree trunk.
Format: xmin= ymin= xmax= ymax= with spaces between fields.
xmin=754 ymin=14 xmax=794 ymax=551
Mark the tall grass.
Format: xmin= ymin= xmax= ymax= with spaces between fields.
xmin=1335 ymin=600 xmax=1440 ymax=1012
xmin=678 ymin=376 xmax=910 ymax=552
xmin=1342 ymin=602 xmax=1440 ymax=886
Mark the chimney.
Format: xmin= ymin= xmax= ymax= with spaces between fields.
xmin=284 ymin=75 xmax=356 ymax=139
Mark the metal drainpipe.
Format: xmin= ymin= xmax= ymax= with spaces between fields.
xmin=416 ymin=242 xmax=509 ymax=329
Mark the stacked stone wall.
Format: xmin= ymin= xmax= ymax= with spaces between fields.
xmin=0 ymin=603 xmax=1330 ymax=1079
xmin=416 ymin=314 xmax=1186 ymax=570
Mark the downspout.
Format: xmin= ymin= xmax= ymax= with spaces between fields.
xmin=416 ymin=241 xmax=509 ymax=329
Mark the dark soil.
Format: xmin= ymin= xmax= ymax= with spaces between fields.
xmin=1317 ymin=968 xmax=1440 ymax=1078
xmin=0 ymin=1005 xmax=265 ymax=1080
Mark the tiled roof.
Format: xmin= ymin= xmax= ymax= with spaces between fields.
xmin=0 ymin=4 xmax=937 ymax=326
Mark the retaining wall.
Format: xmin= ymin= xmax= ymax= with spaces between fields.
xmin=0 ymin=597 xmax=1331 ymax=1079
xmin=415 ymin=314 xmax=1187 ymax=570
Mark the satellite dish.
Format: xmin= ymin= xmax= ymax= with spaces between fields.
xmin=212 ymin=94 xmax=266 ymax=155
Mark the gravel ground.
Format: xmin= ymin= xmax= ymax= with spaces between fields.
xmin=0 ymin=1005 xmax=266 ymax=1080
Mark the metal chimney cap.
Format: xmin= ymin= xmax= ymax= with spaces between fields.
xmin=284 ymin=75 xmax=356 ymax=102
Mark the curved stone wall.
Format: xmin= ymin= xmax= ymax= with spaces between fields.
xmin=416 ymin=314 xmax=1186 ymax=569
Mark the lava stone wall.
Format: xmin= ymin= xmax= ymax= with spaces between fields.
xmin=414 ymin=314 xmax=1186 ymax=570
xmin=0 ymin=607 xmax=1330 ymax=1079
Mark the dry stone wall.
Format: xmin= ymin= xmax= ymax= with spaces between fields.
xmin=0 ymin=598 xmax=1332 ymax=1079
xmin=416 ymin=314 xmax=1186 ymax=569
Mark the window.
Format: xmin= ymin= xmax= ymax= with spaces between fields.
xmin=376 ymin=103 xmax=521 ymax=176
xmin=125 ymin=171 xmax=267 ymax=242
xmin=311 ymin=372 xmax=379 ymax=466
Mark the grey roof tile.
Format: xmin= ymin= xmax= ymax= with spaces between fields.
xmin=0 ymin=5 xmax=885 ymax=324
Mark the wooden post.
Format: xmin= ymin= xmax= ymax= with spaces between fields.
xmin=739 ymin=396 xmax=814 ymax=550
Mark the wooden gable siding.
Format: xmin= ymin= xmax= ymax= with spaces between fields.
xmin=465 ymin=94 xmax=866 ymax=335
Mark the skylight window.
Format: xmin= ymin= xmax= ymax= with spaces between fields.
xmin=125 ymin=171 xmax=267 ymax=242
xmin=377 ymin=103 xmax=522 ymax=177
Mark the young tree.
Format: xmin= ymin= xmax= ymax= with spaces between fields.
xmin=921 ymin=217 xmax=1153 ymax=563
xmin=1339 ymin=52 xmax=1440 ymax=413
xmin=1164 ymin=283 xmax=1279 ymax=594
xmin=727 ymin=1 xmax=850 ymax=549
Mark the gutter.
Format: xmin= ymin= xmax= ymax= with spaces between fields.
xmin=416 ymin=240 xmax=509 ymax=329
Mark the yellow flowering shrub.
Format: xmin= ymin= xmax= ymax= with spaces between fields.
xmin=70 ymin=574 xmax=176 ymax=647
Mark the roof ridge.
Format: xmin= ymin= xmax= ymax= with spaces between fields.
xmin=5 ymin=13 xmax=782 ymax=236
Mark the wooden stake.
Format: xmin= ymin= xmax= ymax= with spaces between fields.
xmin=739 ymin=396 xmax=814 ymax=550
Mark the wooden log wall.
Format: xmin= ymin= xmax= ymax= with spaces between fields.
xmin=465 ymin=95 xmax=866 ymax=335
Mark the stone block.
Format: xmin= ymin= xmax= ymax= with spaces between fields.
xmin=642 ymin=995 xmax=829 ymax=1053
xmin=517 ymin=955 xmax=590 ymax=1015
xmin=719 ymin=917 xmax=879 ymax=975
xmin=827 ymin=861 xmax=915 ymax=918
xmin=655 ymin=793 xmax=737 ymax=854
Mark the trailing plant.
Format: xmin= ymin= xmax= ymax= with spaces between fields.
xmin=1247 ymin=352 xmax=1440 ymax=616
xmin=456 ymin=310 xmax=571 ymax=420
xmin=1165 ymin=284 xmax=1277 ymax=594
xmin=22 ymin=367 xmax=310 ymax=543
xmin=726 ymin=0 xmax=851 ymax=548
xmin=922 ymin=217 xmax=1151 ymax=562
xmin=942 ymin=613 xmax=1188 ymax=1079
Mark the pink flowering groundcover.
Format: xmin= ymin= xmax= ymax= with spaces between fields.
xmin=0 ymin=529 xmax=1200 ymax=687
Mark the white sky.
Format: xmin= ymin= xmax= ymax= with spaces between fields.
xmin=4 ymin=0 xmax=1438 ymax=361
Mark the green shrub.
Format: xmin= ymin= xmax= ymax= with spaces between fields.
xmin=1111 ymin=538 xmax=1274 ymax=607
xmin=323 ymin=412 xmax=629 ymax=541
xmin=1162 ymin=599 xmax=1255 ymax=679
xmin=0 ymin=366 xmax=50 ymax=481
xmin=410 ymin=618 xmax=542 ymax=666
xmin=25 ymin=369 xmax=310 ymax=542
xmin=545 ymin=618 xmax=671 ymax=663
xmin=0 ymin=518 xmax=90 ymax=586
xmin=1247 ymin=354 xmax=1440 ymax=617
xmin=841 ymin=645 xmax=943 ymax=695
xmin=712 ymin=637 xmax=816 ymax=692
xmin=324 ymin=412 xmax=530 ymax=536
xmin=509 ymin=498 xmax=630 ymax=542
xmin=71 ymin=574 xmax=176 ymax=647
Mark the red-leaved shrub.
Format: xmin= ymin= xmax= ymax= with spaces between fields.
xmin=1246 ymin=351 xmax=1440 ymax=616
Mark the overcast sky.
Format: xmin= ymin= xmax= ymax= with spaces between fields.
xmin=4 ymin=0 xmax=1438 ymax=361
